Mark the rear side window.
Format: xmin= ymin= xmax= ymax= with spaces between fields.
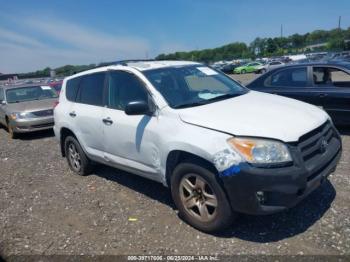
xmin=66 ymin=77 xmax=81 ymax=102
xmin=268 ymin=67 xmax=308 ymax=87
xmin=77 ymin=73 xmax=106 ymax=106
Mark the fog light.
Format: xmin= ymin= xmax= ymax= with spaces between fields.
xmin=256 ymin=191 xmax=266 ymax=204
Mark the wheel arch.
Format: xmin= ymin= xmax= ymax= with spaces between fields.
xmin=165 ymin=150 xmax=218 ymax=188
xmin=59 ymin=127 xmax=77 ymax=157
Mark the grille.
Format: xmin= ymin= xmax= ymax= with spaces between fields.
xmin=31 ymin=109 xmax=54 ymax=117
xmin=296 ymin=120 xmax=341 ymax=182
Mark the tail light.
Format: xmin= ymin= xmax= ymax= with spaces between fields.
xmin=53 ymin=101 xmax=59 ymax=109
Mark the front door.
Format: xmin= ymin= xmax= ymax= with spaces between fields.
xmin=102 ymin=70 xmax=161 ymax=177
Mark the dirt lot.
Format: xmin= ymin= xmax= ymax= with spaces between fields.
xmin=0 ymin=74 xmax=349 ymax=257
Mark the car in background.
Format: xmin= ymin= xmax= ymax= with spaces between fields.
xmin=0 ymin=84 xmax=58 ymax=138
xmin=234 ymin=62 xmax=263 ymax=74
xmin=49 ymin=80 xmax=63 ymax=94
xmin=217 ymin=63 xmax=242 ymax=74
xmin=255 ymin=61 xmax=285 ymax=74
xmin=247 ymin=62 xmax=350 ymax=125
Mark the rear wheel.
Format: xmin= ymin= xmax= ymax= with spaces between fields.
xmin=261 ymin=68 xmax=267 ymax=74
xmin=64 ymin=136 xmax=93 ymax=176
xmin=171 ymin=162 xmax=236 ymax=233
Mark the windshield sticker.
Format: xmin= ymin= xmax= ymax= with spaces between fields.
xmin=197 ymin=67 xmax=218 ymax=76
xmin=198 ymin=93 xmax=224 ymax=100
xmin=41 ymin=86 xmax=52 ymax=90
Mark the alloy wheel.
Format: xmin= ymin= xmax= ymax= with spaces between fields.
xmin=179 ymin=174 xmax=218 ymax=222
xmin=68 ymin=143 xmax=81 ymax=172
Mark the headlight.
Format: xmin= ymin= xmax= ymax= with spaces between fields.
xmin=227 ymin=137 xmax=292 ymax=164
xmin=9 ymin=112 xmax=36 ymax=120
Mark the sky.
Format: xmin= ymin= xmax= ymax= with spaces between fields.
xmin=0 ymin=0 xmax=349 ymax=73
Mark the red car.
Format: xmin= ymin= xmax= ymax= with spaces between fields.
xmin=49 ymin=81 xmax=63 ymax=94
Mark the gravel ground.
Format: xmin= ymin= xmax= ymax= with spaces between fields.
xmin=0 ymin=74 xmax=349 ymax=257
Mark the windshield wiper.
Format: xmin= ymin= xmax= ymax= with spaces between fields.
xmin=205 ymin=93 xmax=242 ymax=102
xmin=173 ymin=93 xmax=243 ymax=109
xmin=173 ymin=101 xmax=206 ymax=109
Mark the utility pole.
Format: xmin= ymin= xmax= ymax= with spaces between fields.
xmin=280 ymin=24 xmax=283 ymax=38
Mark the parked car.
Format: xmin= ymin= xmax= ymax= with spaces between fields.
xmin=256 ymin=61 xmax=285 ymax=74
xmin=217 ymin=63 xmax=241 ymax=74
xmin=0 ymin=84 xmax=58 ymax=138
xmin=49 ymin=81 xmax=63 ymax=94
xmin=247 ymin=62 xmax=350 ymax=125
xmin=54 ymin=60 xmax=342 ymax=232
xmin=234 ymin=62 xmax=263 ymax=74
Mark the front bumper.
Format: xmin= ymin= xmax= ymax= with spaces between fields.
xmin=220 ymin=125 xmax=342 ymax=215
xmin=9 ymin=116 xmax=54 ymax=133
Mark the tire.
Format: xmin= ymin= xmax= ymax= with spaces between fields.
xmin=64 ymin=136 xmax=93 ymax=176
xmin=261 ymin=69 xmax=266 ymax=74
xmin=241 ymin=69 xmax=246 ymax=74
xmin=171 ymin=162 xmax=236 ymax=233
xmin=6 ymin=118 xmax=17 ymax=139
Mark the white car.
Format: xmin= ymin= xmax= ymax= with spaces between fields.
xmin=54 ymin=60 xmax=342 ymax=232
xmin=256 ymin=61 xmax=285 ymax=74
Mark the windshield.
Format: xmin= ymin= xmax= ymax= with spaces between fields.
xmin=6 ymin=86 xmax=58 ymax=103
xmin=143 ymin=65 xmax=247 ymax=108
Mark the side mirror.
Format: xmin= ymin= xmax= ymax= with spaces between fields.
xmin=125 ymin=100 xmax=153 ymax=116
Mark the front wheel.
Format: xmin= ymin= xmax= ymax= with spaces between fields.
xmin=241 ymin=69 xmax=246 ymax=74
xmin=171 ymin=162 xmax=236 ymax=233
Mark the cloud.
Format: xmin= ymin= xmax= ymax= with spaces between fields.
xmin=0 ymin=27 xmax=46 ymax=48
xmin=0 ymin=15 xmax=150 ymax=73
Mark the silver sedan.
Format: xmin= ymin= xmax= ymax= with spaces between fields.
xmin=0 ymin=84 xmax=58 ymax=138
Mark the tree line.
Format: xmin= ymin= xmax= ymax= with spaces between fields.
xmin=18 ymin=27 xmax=350 ymax=78
xmin=156 ymin=27 xmax=350 ymax=62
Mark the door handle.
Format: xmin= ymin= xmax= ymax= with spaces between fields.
xmin=69 ymin=111 xmax=76 ymax=117
xmin=102 ymin=117 xmax=113 ymax=125
xmin=319 ymin=93 xmax=328 ymax=98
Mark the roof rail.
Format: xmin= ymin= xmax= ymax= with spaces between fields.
xmin=95 ymin=59 xmax=156 ymax=68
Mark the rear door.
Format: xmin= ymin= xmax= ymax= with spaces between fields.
xmin=254 ymin=66 xmax=323 ymax=106
xmin=312 ymin=66 xmax=350 ymax=124
xmin=70 ymin=72 xmax=107 ymax=159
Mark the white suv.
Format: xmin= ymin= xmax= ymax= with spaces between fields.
xmin=54 ymin=60 xmax=342 ymax=232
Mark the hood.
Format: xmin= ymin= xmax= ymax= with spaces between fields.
xmin=178 ymin=91 xmax=329 ymax=142
xmin=5 ymin=98 xmax=57 ymax=113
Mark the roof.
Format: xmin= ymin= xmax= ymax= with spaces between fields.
xmin=273 ymin=61 xmax=350 ymax=70
xmin=124 ymin=60 xmax=201 ymax=71
xmin=65 ymin=60 xmax=203 ymax=81
xmin=0 ymin=83 xmax=51 ymax=90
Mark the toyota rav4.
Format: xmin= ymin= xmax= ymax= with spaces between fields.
xmin=54 ymin=60 xmax=342 ymax=232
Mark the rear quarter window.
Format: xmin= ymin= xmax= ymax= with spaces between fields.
xmin=66 ymin=77 xmax=81 ymax=102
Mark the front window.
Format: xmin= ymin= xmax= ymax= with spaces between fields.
xmin=6 ymin=86 xmax=58 ymax=103
xmin=143 ymin=65 xmax=247 ymax=108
